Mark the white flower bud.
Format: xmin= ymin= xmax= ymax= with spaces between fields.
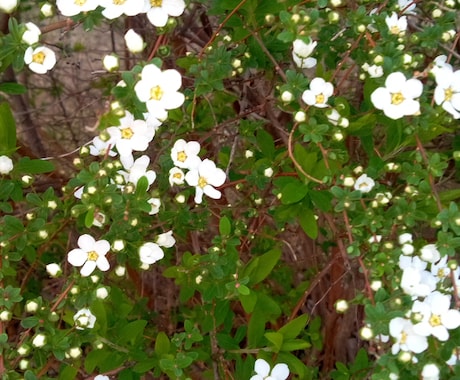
xmin=432 ymin=9 xmax=442 ymax=18
xmin=115 ymin=266 xmax=126 ymax=277
xmin=40 ymin=3 xmax=53 ymax=17
xmin=360 ymin=326 xmax=373 ymax=340
xmin=124 ymin=29 xmax=144 ymax=53
xmin=175 ymin=194 xmax=186 ymax=203
xmin=281 ymin=91 xmax=294 ymax=102
xmin=17 ymin=345 xmax=30 ymax=355
xmin=0 ymin=310 xmax=12 ymax=321
xmin=370 ymin=280 xmax=382 ymax=291
xmin=46 ymin=263 xmax=62 ymax=277
xmin=245 ymin=150 xmax=254 ymax=158
xmin=68 ymin=347 xmax=82 ymax=359
xmin=294 ymin=111 xmax=306 ymax=122
xmin=32 ymin=334 xmax=46 ymax=348
xmin=264 ymin=167 xmax=274 ymax=178
xmin=335 ymin=299 xmax=349 ymax=313
xmin=19 ymin=359 xmax=29 ymax=370
xmin=25 ymin=301 xmax=39 ymax=313
xmin=0 ymin=156 xmax=13 ymax=174
xmin=96 ymin=287 xmax=109 ymax=300
xmin=112 ymin=239 xmax=125 ymax=252
xmin=0 ymin=0 xmax=18 ymax=13
xmin=103 ymin=54 xmax=119 ymax=72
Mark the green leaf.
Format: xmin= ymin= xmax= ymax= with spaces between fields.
xmin=15 ymin=157 xmax=55 ymax=174
xmin=280 ymin=338 xmax=311 ymax=351
xmin=118 ymin=320 xmax=147 ymax=344
xmin=279 ymin=314 xmax=308 ymax=340
xmin=24 ymin=371 xmax=38 ymax=380
xmin=265 ymin=331 xmax=283 ymax=352
xmin=84 ymin=349 xmax=110 ymax=373
xmin=219 ymin=216 xmax=231 ymax=236
xmin=247 ymin=248 xmax=281 ymax=285
xmin=256 ymin=129 xmax=275 ymax=158
xmin=20 ymin=316 xmax=40 ymax=328
xmin=239 ymin=291 xmax=258 ymax=313
xmin=277 ymin=30 xmax=295 ymax=43
xmin=84 ymin=209 xmax=95 ymax=228
xmin=133 ymin=359 xmax=156 ymax=373
xmin=281 ymin=180 xmax=308 ymax=205
xmin=135 ymin=176 xmax=149 ymax=195
xmin=155 ymin=331 xmax=171 ymax=356
xmin=0 ymin=82 xmax=26 ymax=95
xmin=298 ymin=208 xmax=318 ymax=239
xmin=293 ymin=143 xmax=317 ymax=182
xmin=3 ymin=215 xmax=24 ymax=234
xmin=0 ymin=102 xmax=17 ymax=155
xmin=58 ymin=365 xmax=78 ymax=380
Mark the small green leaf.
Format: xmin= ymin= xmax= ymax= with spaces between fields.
xmin=237 ymin=284 xmax=250 ymax=295
xmin=21 ymin=316 xmax=40 ymax=328
xmin=155 ymin=331 xmax=171 ymax=356
xmin=24 ymin=371 xmax=38 ymax=380
xmin=0 ymin=102 xmax=17 ymax=155
xmin=265 ymin=331 xmax=283 ymax=352
xmin=298 ymin=208 xmax=318 ymax=239
xmin=248 ymin=248 xmax=281 ymax=285
xmin=135 ymin=176 xmax=149 ymax=195
xmin=3 ymin=215 xmax=24 ymax=234
xmin=279 ymin=314 xmax=308 ymax=340
xmin=239 ymin=291 xmax=257 ymax=313
xmin=277 ymin=30 xmax=295 ymax=43
xmin=219 ymin=216 xmax=231 ymax=236
xmin=281 ymin=180 xmax=308 ymax=205
xmin=59 ymin=365 xmax=78 ymax=380
xmin=15 ymin=157 xmax=54 ymax=174
xmin=280 ymin=338 xmax=311 ymax=351
xmin=118 ymin=320 xmax=147 ymax=344
xmin=0 ymin=82 xmax=26 ymax=95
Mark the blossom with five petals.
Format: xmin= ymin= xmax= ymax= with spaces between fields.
xmin=56 ymin=0 xmax=99 ymax=16
xmin=171 ymin=139 xmax=201 ymax=170
xmin=185 ymin=159 xmax=226 ymax=204
xmin=73 ymin=308 xmax=96 ymax=330
xmin=370 ymin=72 xmax=423 ymax=119
xmin=118 ymin=155 xmax=156 ymax=189
xmin=354 ymin=174 xmax=375 ymax=193
xmin=67 ymin=234 xmax=110 ymax=277
xmin=24 ymin=46 xmax=56 ymax=74
xmin=433 ymin=67 xmax=460 ymax=119
xmin=134 ymin=64 xmax=185 ymax=120
xmin=139 ymin=242 xmax=164 ymax=265
xmin=250 ymin=358 xmax=289 ymax=380
xmin=412 ymin=291 xmax=460 ymax=341
xmin=302 ymin=77 xmax=334 ymax=108
xmin=99 ymin=0 xmax=145 ymax=19
xmin=385 ymin=12 xmax=407 ymax=35
xmin=389 ymin=317 xmax=428 ymax=354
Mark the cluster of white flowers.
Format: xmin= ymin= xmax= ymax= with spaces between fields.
xmin=386 ymin=233 xmax=460 ymax=374
xmin=169 ymin=139 xmax=226 ymax=204
xmin=56 ymin=0 xmax=186 ymax=28
xmin=292 ymin=38 xmax=317 ymax=69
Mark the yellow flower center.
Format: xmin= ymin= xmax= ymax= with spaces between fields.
xmin=198 ymin=176 xmax=208 ymax=188
xmin=150 ymin=0 xmax=162 ymax=6
xmin=390 ymin=26 xmax=400 ymax=35
xmin=391 ymin=92 xmax=405 ymax=105
xmin=177 ymin=151 xmax=187 ymax=162
xmin=150 ymin=85 xmax=164 ymax=100
xmin=74 ymin=0 xmax=87 ymax=5
xmin=87 ymin=250 xmax=99 ymax=261
xmin=32 ymin=52 xmax=46 ymax=65
xmin=316 ymin=93 xmax=325 ymax=104
xmin=429 ymin=314 xmax=442 ymax=327
xmin=437 ymin=268 xmax=447 ymax=278
xmin=113 ymin=0 xmax=126 ymax=4
xmin=445 ymin=87 xmax=453 ymax=101
xmin=121 ymin=127 xmax=134 ymax=139
xmin=173 ymin=172 xmax=183 ymax=179
xmin=400 ymin=331 xmax=407 ymax=344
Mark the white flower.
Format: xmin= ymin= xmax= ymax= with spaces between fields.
xmin=148 ymin=197 xmax=161 ymax=215
xmin=399 ymin=256 xmax=437 ymax=297
xmin=118 ymin=155 xmax=156 ymax=189
xmin=0 ymin=0 xmax=18 ymax=13
xmin=250 ymin=358 xmax=289 ymax=380
xmin=156 ymin=231 xmax=176 ymax=248
xmin=24 ymin=46 xmax=56 ymax=74
xmin=103 ymin=54 xmax=119 ymax=72
xmin=169 ymin=167 xmax=185 ymax=185
xmin=0 ymin=311 xmax=11 ymax=321
xmin=433 ymin=67 xmax=460 ymax=119
xmin=32 ymin=334 xmax=46 ymax=348
xmin=354 ymin=174 xmax=375 ymax=193
xmin=335 ymin=299 xmax=349 ymax=313
xmin=139 ymin=242 xmax=164 ymax=265
xmin=264 ymin=167 xmax=274 ymax=178
xmin=389 ymin=317 xmax=428 ymax=354
xmin=185 ymin=159 xmax=226 ymax=204
xmin=99 ymin=0 xmax=145 ymax=19
xmin=412 ymin=291 xmax=460 ymax=341
xmin=398 ymin=0 xmax=417 ymax=14
xmin=94 ymin=376 xmax=110 ymax=380
xmin=73 ymin=308 xmax=96 ymax=330
xmin=421 ymin=363 xmax=440 ymax=380
xmin=401 ymin=243 xmax=414 ymax=255
xmin=171 ymin=139 xmax=201 ymax=169
xmin=370 ymin=72 xmax=423 ymax=119
xmin=25 ymin=300 xmax=39 ymax=313
xmin=302 ymin=77 xmax=334 ymax=108
xmin=362 ymin=63 xmax=383 ymax=78
xmin=46 ymin=263 xmax=62 ymax=277
xmin=420 ymin=244 xmax=441 ymax=263
xmin=0 ymin=156 xmax=13 ymax=174
xmin=67 ymin=347 xmax=82 ymax=359
xmin=67 ymin=234 xmax=110 ymax=277
xmin=385 ymin=12 xmax=407 ymax=35
xmin=124 ymin=29 xmax=144 ymax=53
xmin=431 ymin=55 xmax=453 ymax=78
xmin=106 ymin=111 xmax=155 ymax=166
xmin=57 ymin=0 xmax=99 ymax=16
xmin=134 ymin=64 xmax=185 ymax=120
xmin=292 ymin=38 xmax=317 ymax=69
xmin=22 ymin=22 xmax=41 ymax=45
xmin=360 ymin=326 xmax=374 ymax=340
xmin=398 ymin=233 xmax=413 ymax=245
xmin=144 ymin=0 xmax=186 ymax=28
xmin=89 ymin=136 xmax=117 ymax=157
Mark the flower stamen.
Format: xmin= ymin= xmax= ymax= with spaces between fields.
xmin=150 ymin=85 xmax=164 ymax=101
xmin=87 ymin=251 xmax=99 ymax=261
xmin=391 ymin=92 xmax=405 ymax=105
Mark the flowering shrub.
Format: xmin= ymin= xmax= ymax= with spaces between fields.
xmin=0 ymin=0 xmax=460 ymax=379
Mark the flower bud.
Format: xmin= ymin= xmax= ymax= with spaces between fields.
xmin=103 ymin=54 xmax=119 ymax=72
xmin=124 ymin=29 xmax=144 ymax=53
